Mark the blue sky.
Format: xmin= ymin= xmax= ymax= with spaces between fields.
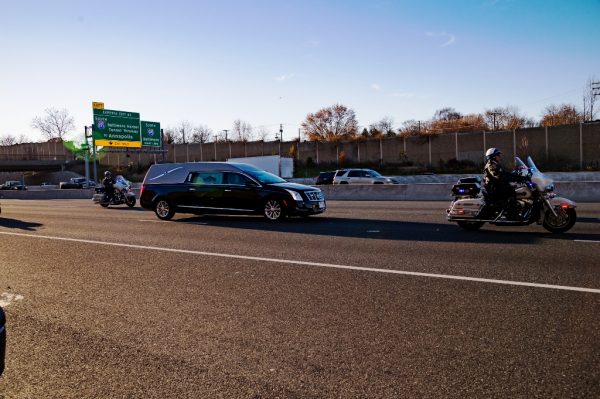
xmin=1 ymin=0 xmax=599 ymax=142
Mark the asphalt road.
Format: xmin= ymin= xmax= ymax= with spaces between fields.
xmin=0 ymin=199 xmax=599 ymax=398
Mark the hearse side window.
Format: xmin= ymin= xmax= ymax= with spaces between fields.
xmin=188 ymin=172 xmax=224 ymax=185
xmin=224 ymin=172 xmax=251 ymax=186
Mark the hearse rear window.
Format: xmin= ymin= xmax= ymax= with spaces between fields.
xmin=188 ymin=172 xmax=224 ymax=185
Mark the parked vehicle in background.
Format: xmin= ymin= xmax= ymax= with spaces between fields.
xmin=333 ymin=169 xmax=399 ymax=185
xmin=1 ymin=181 xmax=27 ymax=190
xmin=315 ymin=171 xmax=336 ymax=185
xmin=0 ymin=305 xmax=5 ymax=376
xmin=140 ymin=162 xmax=326 ymax=221
xmin=59 ymin=177 xmax=96 ymax=189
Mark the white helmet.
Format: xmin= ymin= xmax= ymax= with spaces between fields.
xmin=485 ymin=147 xmax=502 ymax=160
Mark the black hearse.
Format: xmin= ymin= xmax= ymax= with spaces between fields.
xmin=140 ymin=162 xmax=326 ymax=221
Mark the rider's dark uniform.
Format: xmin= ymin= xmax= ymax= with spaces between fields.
xmin=102 ymin=176 xmax=115 ymax=203
xmin=483 ymin=158 xmax=520 ymax=217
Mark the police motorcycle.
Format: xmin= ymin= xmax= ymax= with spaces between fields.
xmin=92 ymin=175 xmax=136 ymax=208
xmin=447 ymin=156 xmax=576 ymax=233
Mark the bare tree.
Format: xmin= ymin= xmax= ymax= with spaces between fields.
xmin=31 ymin=108 xmax=75 ymax=140
xmin=302 ymin=104 xmax=359 ymax=142
xmin=175 ymin=120 xmax=194 ymax=144
xmin=0 ymin=135 xmax=17 ymax=146
xmin=369 ymin=117 xmax=396 ymax=138
xmin=541 ymin=104 xmax=583 ymax=126
xmin=483 ymin=106 xmax=528 ymax=130
xmin=0 ymin=134 xmax=28 ymax=146
xmin=191 ymin=125 xmax=213 ymax=143
xmin=255 ymin=126 xmax=271 ymax=141
xmin=162 ymin=128 xmax=177 ymax=144
xmin=232 ymin=119 xmax=253 ymax=142
xmin=399 ymin=120 xmax=427 ymax=136
xmin=433 ymin=107 xmax=462 ymax=121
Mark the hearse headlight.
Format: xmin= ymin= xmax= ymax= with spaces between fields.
xmin=285 ymin=189 xmax=303 ymax=201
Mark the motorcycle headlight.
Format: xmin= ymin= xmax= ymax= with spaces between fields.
xmin=546 ymin=184 xmax=554 ymax=192
xmin=285 ymin=189 xmax=303 ymax=201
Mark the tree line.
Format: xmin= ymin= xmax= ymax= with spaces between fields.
xmin=2 ymin=78 xmax=597 ymax=146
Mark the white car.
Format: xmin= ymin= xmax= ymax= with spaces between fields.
xmin=333 ymin=169 xmax=399 ymax=184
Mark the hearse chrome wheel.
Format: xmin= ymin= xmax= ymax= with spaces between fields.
xmin=154 ymin=199 xmax=174 ymax=220
xmin=264 ymin=199 xmax=284 ymax=221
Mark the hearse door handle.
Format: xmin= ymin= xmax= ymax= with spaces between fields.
xmin=224 ymin=189 xmax=231 ymax=192
xmin=189 ymin=188 xmax=196 ymax=191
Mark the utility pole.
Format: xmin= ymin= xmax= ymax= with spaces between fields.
xmin=278 ymin=124 xmax=283 ymax=156
xmin=213 ymin=135 xmax=218 ymax=160
xmin=223 ymin=129 xmax=229 ymax=142
xmin=592 ymin=82 xmax=600 ymax=121
xmin=489 ymin=111 xmax=501 ymax=131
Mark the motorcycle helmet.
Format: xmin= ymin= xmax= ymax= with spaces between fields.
xmin=485 ymin=147 xmax=502 ymax=160
xmin=104 ymin=170 xmax=112 ymax=177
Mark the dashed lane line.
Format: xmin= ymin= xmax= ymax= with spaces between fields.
xmin=1 ymin=230 xmax=599 ymax=294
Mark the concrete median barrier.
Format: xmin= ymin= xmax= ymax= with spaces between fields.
xmin=0 ymin=188 xmax=95 ymax=200
xmin=318 ymin=181 xmax=600 ymax=202
xmin=1 ymin=182 xmax=598 ymax=202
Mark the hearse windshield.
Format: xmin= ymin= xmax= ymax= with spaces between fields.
xmin=235 ymin=164 xmax=286 ymax=184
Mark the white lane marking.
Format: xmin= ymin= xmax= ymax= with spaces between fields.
xmin=1 ymin=231 xmax=599 ymax=294
xmin=0 ymin=293 xmax=24 ymax=307
xmin=575 ymin=240 xmax=600 ymax=243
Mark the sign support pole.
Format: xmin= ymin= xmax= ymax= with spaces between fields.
xmin=84 ymin=126 xmax=90 ymax=186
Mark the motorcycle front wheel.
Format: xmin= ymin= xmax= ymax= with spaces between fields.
xmin=126 ymin=196 xmax=136 ymax=208
xmin=543 ymin=207 xmax=576 ymax=233
xmin=457 ymin=221 xmax=485 ymax=231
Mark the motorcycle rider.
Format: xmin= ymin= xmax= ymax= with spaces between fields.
xmin=102 ymin=170 xmax=115 ymax=204
xmin=483 ymin=148 xmax=523 ymax=219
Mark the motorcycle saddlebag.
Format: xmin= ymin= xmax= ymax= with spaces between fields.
xmin=448 ymin=198 xmax=485 ymax=218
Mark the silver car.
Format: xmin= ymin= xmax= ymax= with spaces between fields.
xmin=333 ymin=169 xmax=398 ymax=184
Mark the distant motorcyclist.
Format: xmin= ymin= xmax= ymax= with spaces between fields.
xmin=102 ymin=170 xmax=115 ymax=203
xmin=483 ymin=148 xmax=523 ymax=218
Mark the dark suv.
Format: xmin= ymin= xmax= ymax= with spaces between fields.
xmin=315 ymin=171 xmax=336 ymax=185
xmin=140 ymin=162 xmax=326 ymax=221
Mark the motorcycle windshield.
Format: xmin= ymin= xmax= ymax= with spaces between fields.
xmin=527 ymin=157 xmax=553 ymax=190
xmin=527 ymin=156 xmax=539 ymax=173
xmin=115 ymin=176 xmax=129 ymax=185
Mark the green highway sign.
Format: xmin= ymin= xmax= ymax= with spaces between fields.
xmin=141 ymin=121 xmax=161 ymax=147
xmin=93 ymin=108 xmax=141 ymax=148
